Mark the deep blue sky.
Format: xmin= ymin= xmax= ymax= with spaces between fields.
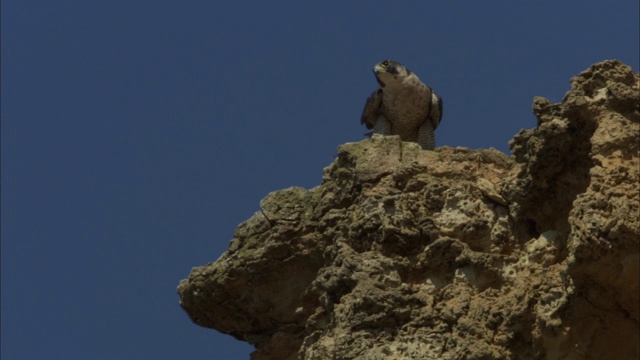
xmin=2 ymin=2 xmax=638 ymax=359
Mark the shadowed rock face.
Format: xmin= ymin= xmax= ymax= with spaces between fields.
xmin=177 ymin=60 xmax=639 ymax=360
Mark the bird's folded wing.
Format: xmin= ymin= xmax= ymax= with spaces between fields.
xmin=360 ymin=89 xmax=383 ymax=129
xmin=429 ymin=91 xmax=443 ymax=130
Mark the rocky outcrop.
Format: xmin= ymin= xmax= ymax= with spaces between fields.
xmin=177 ymin=60 xmax=639 ymax=359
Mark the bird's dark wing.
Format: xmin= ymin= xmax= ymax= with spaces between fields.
xmin=360 ymin=89 xmax=383 ymax=129
xmin=429 ymin=91 xmax=443 ymax=130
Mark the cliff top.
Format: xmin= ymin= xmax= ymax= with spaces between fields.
xmin=178 ymin=60 xmax=639 ymax=360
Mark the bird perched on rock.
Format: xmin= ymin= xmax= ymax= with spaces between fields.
xmin=361 ymin=60 xmax=443 ymax=150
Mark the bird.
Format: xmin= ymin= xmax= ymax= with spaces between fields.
xmin=360 ymin=59 xmax=443 ymax=150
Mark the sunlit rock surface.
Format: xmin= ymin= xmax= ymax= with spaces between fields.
xmin=178 ymin=60 xmax=639 ymax=360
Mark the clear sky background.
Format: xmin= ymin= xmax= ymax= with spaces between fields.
xmin=2 ymin=1 xmax=638 ymax=359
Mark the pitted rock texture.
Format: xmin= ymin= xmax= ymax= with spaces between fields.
xmin=177 ymin=60 xmax=639 ymax=360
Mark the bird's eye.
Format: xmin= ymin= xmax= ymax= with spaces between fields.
xmin=382 ymin=60 xmax=389 ymax=67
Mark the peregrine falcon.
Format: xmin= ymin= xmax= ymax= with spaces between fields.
xmin=360 ymin=60 xmax=443 ymax=150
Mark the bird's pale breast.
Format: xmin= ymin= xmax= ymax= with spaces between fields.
xmin=381 ymin=78 xmax=431 ymax=142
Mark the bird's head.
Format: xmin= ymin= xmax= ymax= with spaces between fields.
xmin=373 ymin=59 xmax=411 ymax=88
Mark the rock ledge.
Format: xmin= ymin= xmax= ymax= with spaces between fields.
xmin=178 ymin=60 xmax=639 ymax=360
